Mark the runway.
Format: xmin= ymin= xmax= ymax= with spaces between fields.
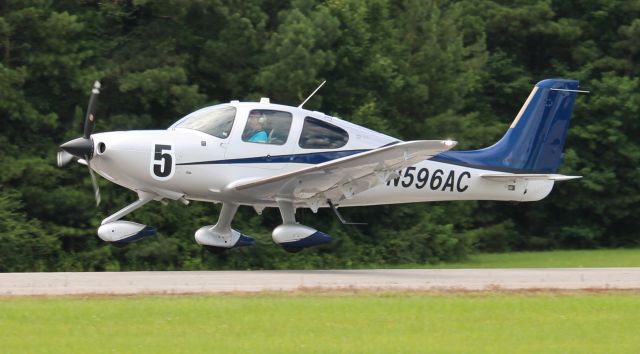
xmin=1 ymin=268 xmax=639 ymax=296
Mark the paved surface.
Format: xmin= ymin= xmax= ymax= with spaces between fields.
xmin=1 ymin=268 xmax=639 ymax=296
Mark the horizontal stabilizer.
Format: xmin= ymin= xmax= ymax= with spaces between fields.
xmin=480 ymin=173 xmax=582 ymax=182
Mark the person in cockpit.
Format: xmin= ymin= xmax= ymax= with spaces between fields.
xmin=244 ymin=111 xmax=268 ymax=143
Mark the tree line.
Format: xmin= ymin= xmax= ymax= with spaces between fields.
xmin=1 ymin=0 xmax=638 ymax=271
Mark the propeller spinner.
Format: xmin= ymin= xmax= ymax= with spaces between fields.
xmin=57 ymin=81 xmax=102 ymax=206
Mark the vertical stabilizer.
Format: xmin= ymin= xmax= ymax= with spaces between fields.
xmin=434 ymin=79 xmax=581 ymax=173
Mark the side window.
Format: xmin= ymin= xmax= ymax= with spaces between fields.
xmin=242 ymin=110 xmax=293 ymax=145
xmin=299 ymin=117 xmax=349 ymax=149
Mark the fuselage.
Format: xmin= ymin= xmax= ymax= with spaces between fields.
xmin=90 ymin=101 xmax=555 ymax=209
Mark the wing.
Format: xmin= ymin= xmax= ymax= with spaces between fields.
xmin=480 ymin=173 xmax=582 ymax=181
xmin=227 ymin=140 xmax=456 ymax=204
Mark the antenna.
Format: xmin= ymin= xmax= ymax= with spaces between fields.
xmin=298 ymin=80 xmax=326 ymax=108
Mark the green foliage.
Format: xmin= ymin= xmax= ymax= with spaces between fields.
xmin=0 ymin=0 xmax=638 ymax=271
xmin=0 ymin=190 xmax=60 ymax=271
xmin=257 ymin=0 xmax=340 ymax=103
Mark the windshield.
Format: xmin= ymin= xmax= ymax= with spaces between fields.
xmin=173 ymin=106 xmax=236 ymax=138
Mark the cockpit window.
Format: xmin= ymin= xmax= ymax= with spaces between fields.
xmin=299 ymin=117 xmax=349 ymax=149
xmin=174 ymin=106 xmax=236 ymax=139
xmin=242 ymin=109 xmax=293 ymax=145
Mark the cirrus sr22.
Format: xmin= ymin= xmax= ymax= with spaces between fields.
xmin=57 ymin=79 xmax=584 ymax=253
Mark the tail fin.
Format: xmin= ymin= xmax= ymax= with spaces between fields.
xmin=435 ymin=79 xmax=582 ymax=173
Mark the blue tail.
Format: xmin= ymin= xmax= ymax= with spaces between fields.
xmin=434 ymin=79 xmax=580 ymax=173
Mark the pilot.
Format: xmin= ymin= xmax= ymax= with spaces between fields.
xmin=245 ymin=111 xmax=268 ymax=143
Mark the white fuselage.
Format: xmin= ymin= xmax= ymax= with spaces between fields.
xmin=90 ymin=102 xmax=554 ymax=210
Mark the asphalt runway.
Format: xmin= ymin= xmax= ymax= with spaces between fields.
xmin=1 ymin=268 xmax=639 ymax=296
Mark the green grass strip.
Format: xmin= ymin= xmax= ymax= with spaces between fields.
xmin=1 ymin=293 xmax=639 ymax=353
xmin=375 ymin=248 xmax=640 ymax=269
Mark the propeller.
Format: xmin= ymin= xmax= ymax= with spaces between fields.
xmin=57 ymin=81 xmax=102 ymax=206
xmin=88 ymin=163 xmax=101 ymax=206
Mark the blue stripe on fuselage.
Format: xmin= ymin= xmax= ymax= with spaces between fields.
xmin=176 ymin=149 xmax=369 ymax=166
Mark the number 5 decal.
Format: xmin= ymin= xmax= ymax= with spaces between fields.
xmin=150 ymin=144 xmax=175 ymax=181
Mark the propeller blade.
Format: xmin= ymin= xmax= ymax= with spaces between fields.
xmin=83 ymin=81 xmax=101 ymax=139
xmin=57 ymin=81 xmax=103 ymax=207
xmin=87 ymin=160 xmax=101 ymax=207
xmin=57 ymin=150 xmax=74 ymax=167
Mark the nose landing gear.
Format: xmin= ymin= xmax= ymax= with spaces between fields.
xmin=97 ymin=191 xmax=158 ymax=246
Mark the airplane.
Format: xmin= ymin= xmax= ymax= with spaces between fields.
xmin=57 ymin=78 xmax=585 ymax=253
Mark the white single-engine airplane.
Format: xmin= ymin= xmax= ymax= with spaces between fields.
xmin=57 ymin=79 xmax=584 ymax=252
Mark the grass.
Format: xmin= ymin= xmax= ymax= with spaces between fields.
xmin=375 ymin=248 xmax=640 ymax=269
xmin=1 ymin=293 xmax=639 ymax=353
xmin=2 ymin=249 xmax=638 ymax=353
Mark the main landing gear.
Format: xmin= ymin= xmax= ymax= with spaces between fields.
xmin=195 ymin=198 xmax=332 ymax=253
xmin=194 ymin=202 xmax=256 ymax=253
xmin=271 ymin=198 xmax=332 ymax=253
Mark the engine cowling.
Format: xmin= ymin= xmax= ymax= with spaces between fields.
xmin=97 ymin=221 xmax=156 ymax=246
xmin=272 ymin=224 xmax=332 ymax=253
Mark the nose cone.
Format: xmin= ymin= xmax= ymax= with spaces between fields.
xmin=60 ymin=137 xmax=94 ymax=159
